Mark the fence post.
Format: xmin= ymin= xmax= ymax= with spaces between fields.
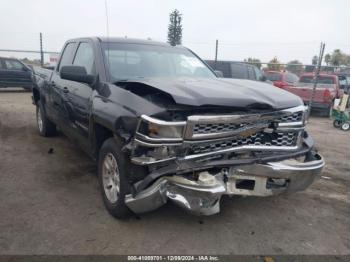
xmin=308 ymin=42 xmax=325 ymax=119
xmin=40 ymin=33 xmax=44 ymax=66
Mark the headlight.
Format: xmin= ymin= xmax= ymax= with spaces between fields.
xmin=137 ymin=115 xmax=185 ymax=140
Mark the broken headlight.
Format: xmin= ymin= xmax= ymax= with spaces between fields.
xmin=137 ymin=115 xmax=186 ymax=140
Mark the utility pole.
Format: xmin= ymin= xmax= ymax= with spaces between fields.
xmin=214 ymin=39 xmax=218 ymax=69
xmin=308 ymin=42 xmax=325 ymax=119
xmin=40 ymin=32 xmax=44 ymax=66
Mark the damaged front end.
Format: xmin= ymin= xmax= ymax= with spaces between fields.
xmin=125 ymin=105 xmax=324 ymax=215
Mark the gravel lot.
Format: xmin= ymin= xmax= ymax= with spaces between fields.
xmin=0 ymin=89 xmax=349 ymax=255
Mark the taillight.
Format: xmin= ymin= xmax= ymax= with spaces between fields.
xmin=323 ymin=89 xmax=332 ymax=102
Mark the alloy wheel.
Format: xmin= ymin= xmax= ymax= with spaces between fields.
xmin=102 ymin=153 xmax=120 ymax=203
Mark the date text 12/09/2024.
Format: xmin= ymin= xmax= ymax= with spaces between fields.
xmin=127 ymin=255 xmax=220 ymax=261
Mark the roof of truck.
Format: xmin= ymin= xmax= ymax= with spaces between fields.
xmin=67 ymin=36 xmax=175 ymax=47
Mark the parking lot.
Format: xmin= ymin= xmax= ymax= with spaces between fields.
xmin=0 ymin=89 xmax=349 ymax=255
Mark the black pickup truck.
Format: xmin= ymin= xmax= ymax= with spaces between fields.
xmin=32 ymin=37 xmax=324 ymax=218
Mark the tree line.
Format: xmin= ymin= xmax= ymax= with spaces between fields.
xmin=244 ymin=48 xmax=350 ymax=75
xmin=167 ymin=9 xmax=350 ymax=75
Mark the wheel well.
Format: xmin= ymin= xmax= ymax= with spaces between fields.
xmin=93 ymin=122 xmax=149 ymax=182
xmin=33 ymin=88 xmax=40 ymax=104
xmin=94 ymin=123 xmax=114 ymax=159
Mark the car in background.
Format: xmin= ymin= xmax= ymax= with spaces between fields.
xmin=282 ymin=73 xmax=344 ymax=116
xmin=205 ymin=60 xmax=269 ymax=83
xmin=265 ymin=71 xmax=299 ymax=88
xmin=0 ymin=57 xmax=34 ymax=90
xmin=336 ymin=74 xmax=350 ymax=93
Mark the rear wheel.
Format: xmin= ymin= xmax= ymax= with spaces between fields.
xmin=36 ymin=101 xmax=56 ymax=137
xmin=341 ymin=122 xmax=350 ymax=131
xmin=98 ymin=137 xmax=131 ymax=219
xmin=333 ymin=120 xmax=342 ymax=128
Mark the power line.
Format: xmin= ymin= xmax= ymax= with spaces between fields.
xmin=185 ymin=41 xmax=319 ymax=46
xmin=0 ymin=49 xmax=59 ymax=54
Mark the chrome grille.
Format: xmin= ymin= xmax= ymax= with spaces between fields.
xmin=193 ymin=122 xmax=249 ymax=134
xmin=190 ymin=132 xmax=298 ymax=154
xmin=192 ymin=112 xmax=303 ymax=135
xmin=278 ymin=111 xmax=303 ymax=123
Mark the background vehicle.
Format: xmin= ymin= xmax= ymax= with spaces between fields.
xmin=282 ymin=73 xmax=343 ymax=116
xmin=265 ymin=70 xmax=299 ymax=88
xmin=331 ymin=94 xmax=350 ymax=131
xmin=0 ymin=57 xmax=34 ymax=90
xmin=205 ymin=60 xmax=268 ymax=82
xmin=337 ymin=74 xmax=350 ymax=93
xmin=32 ymin=37 xmax=324 ymax=219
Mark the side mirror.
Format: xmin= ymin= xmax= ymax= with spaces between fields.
xmin=214 ymin=70 xmax=223 ymax=78
xmin=60 ymin=66 xmax=95 ymax=84
xmin=260 ymin=75 xmax=267 ymax=81
xmin=23 ymin=66 xmax=31 ymax=72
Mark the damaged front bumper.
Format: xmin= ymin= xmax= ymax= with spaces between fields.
xmin=125 ymin=150 xmax=324 ymax=215
xmin=125 ymin=105 xmax=325 ymax=215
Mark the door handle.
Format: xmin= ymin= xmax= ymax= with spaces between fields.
xmin=63 ymin=87 xmax=69 ymax=93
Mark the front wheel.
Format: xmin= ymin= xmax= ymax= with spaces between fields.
xmin=36 ymin=101 xmax=56 ymax=137
xmin=98 ymin=137 xmax=132 ymax=219
xmin=341 ymin=122 xmax=350 ymax=131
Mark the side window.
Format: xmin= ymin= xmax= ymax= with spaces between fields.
xmin=286 ymin=73 xmax=294 ymax=83
xmin=0 ymin=60 xmax=3 ymax=69
xmin=293 ymin=74 xmax=299 ymax=83
xmin=73 ymin=42 xmax=95 ymax=74
xmin=339 ymin=77 xmax=347 ymax=88
xmin=215 ymin=62 xmax=231 ymax=78
xmin=4 ymin=59 xmax=24 ymax=70
xmin=58 ymin=42 xmax=77 ymax=71
xmin=231 ymin=63 xmax=247 ymax=79
xmin=247 ymin=66 xmax=256 ymax=80
xmin=254 ymin=67 xmax=263 ymax=81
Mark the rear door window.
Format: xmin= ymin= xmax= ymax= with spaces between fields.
xmin=300 ymin=76 xmax=334 ymax=84
xmin=4 ymin=59 xmax=24 ymax=70
xmin=231 ymin=63 xmax=248 ymax=79
xmin=265 ymin=72 xmax=282 ymax=81
xmin=285 ymin=73 xmax=295 ymax=84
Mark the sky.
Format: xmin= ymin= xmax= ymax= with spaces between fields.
xmin=0 ymin=0 xmax=349 ymax=64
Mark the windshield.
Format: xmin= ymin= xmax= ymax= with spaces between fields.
xmin=265 ymin=72 xmax=282 ymax=81
xmin=102 ymin=43 xmax=216 ymax=81
xmin=300 ymin=76 xmax=335 ymax=84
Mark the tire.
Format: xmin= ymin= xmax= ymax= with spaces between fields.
xmin=333 ymin=120 xmax=342 ymax=128
xmin=98 ymin=137 xmax=132 ymax=219
xmin=36 ymin=101 xmax=56 ymax=137
xmin=341 ymin=122 xmax=350 ymax=131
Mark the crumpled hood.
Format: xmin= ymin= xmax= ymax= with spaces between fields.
xmin=117 ymin=77 xmax=303 ymax=110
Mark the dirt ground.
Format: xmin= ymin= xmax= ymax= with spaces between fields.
xmin=0 ymin=89 xmax=349 ymax=255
